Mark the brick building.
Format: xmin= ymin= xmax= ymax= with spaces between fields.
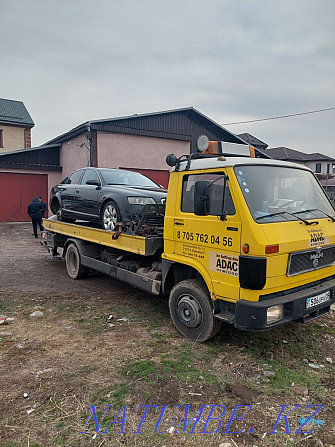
xmin=0 ymin=98 xmax=34 ymax=152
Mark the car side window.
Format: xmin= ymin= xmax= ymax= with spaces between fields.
xmin=80 ymin=169 xmax=100 ymax=185
xmin=181 ymin=173 xmax=235 ymax=215
xmin=68 ymin=170 xmax=84 ymax=184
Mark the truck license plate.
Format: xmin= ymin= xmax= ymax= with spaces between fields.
xmin=306 ymin=291 xmax=331 ymax=309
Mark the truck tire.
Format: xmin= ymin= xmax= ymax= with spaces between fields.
xmin=169 ymin=279 xmax=222 ymax=342
xmin=65 ymin=243 xmax=90 ymax=279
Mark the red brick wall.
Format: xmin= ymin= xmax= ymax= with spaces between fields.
xmin=25 ymin=128 xmax=32 ymax=148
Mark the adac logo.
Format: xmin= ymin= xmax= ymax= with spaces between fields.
xmin=310 ymin=248 xmax=323 ymax=268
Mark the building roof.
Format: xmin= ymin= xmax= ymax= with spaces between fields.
xmin=0 ymin=98 xmax=34 ymax=127
xmin=45 ymin=106 xmax=246 ymax=147
xmin=267 ymin=147 xmax=335 ymax=163
xmin=45 ymin=107 xmax=270 ymax=158
xmin=237 ymin=133 xmax=268 ymax=149
xmin=305 ymin=152 xmax=335 ymax=162
xmin=0 ymin=143 xmax=61 ymax=171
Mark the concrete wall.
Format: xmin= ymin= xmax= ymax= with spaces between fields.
xmin=0 ymin=124 xmax=25 ymax=152
xmin=97 ymin=133 xmax=190 ymax=170
xmin=60 ymin=135 xmax=90 ymax=179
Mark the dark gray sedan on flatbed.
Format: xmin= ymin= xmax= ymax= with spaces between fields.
xmin=50 ymin=168 xmax=167 ymax=231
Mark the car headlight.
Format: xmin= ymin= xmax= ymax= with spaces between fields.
xmin=128 ymin=197 xmax=156 ymax=205
xmin=266 ymin=305 xmax=283 ymax=324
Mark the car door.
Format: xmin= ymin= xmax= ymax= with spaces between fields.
xmin=75 ymin=168 xmax=102 ymax=218
xmin=60 ymin=169 xmax=84 ymax=213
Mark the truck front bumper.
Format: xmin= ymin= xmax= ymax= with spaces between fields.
xmin=226 ymin=277 xmax=335 ymax=331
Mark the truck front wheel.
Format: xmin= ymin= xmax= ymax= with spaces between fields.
xmin=169 ymin=279 xmax=222 ymax=342
xmin=65 ymin=243 xmax=90 ymax=279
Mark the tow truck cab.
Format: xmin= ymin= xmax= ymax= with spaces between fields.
xmin=163 ymin=139 xmax=335 ymax=337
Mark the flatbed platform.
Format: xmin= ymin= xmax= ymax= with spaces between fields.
xmin=43 ymin=218 xmax=164 ymax=256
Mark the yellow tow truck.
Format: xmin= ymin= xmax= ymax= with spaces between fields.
xmin=44 ymin=137 xmax=335 ymax=341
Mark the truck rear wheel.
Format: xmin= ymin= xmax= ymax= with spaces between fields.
xmin=169 ymin=279 xmax=222 ymax=342
xmin=65 ymin=243 xmax=90 ymax=279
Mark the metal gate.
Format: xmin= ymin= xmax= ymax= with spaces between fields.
xmin=0 ymin=172 xmax=48 ymax=222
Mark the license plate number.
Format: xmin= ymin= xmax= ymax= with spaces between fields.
xmin=306 ymin=291 xmax=331 ymax=309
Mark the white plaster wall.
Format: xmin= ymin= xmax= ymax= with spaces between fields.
xmin=304 ymin=160 xmax=333 ymax=174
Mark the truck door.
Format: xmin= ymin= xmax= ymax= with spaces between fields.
xmin=174 ymin=171 xmax=241 ymax=301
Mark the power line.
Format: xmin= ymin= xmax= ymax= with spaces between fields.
xmin=221 ymin=106 xmax=335 ymax=125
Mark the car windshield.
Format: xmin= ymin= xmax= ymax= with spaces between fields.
xmin=99 ymin=169 xmax=159 ymax=188
xmin=234 ymin=165 xmax=335 ymax=223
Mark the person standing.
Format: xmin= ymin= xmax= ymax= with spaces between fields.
xmin=27 ymin=197 xmax=44 ymax=238
xmin=39 ymin=196 xmax=48 ymax=218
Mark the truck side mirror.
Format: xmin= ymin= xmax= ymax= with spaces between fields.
xmin=194 ymin=177 xmax=228 ymax=220
xmin=194 ymin=181 xmax=211 ymax=215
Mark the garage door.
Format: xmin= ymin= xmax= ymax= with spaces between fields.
xmin=0 ymin=172 xmax=48 ymax=222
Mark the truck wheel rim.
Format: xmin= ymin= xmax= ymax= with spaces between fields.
xmin=177 ymin=295 xmax=202 ymax=328
xmin=103 ymin=205 xmax=117 ymax=231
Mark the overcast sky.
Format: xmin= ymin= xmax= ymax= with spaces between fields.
xmin=1 ymin=0 xmax=335 ymax=156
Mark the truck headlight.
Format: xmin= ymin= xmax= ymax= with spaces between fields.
xmin=267 ymin=305 xmax=283 ymax=324
xmin=128 ymin=197 xmax=156 ymax=205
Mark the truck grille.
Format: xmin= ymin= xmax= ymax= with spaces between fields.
xmin=287 ymin=245 xmax=335 ymax=276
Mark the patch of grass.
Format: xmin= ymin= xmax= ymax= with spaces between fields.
xmin=111 ymin=383 xmax=131 ymax=407
xmin=75 ymin=315 xmax=107 ymax=334
xmin=268 ymin=363 xmax=321 ymax=390
xmin=52 ymin=433 xmax=70 ymax=446
xmin=160 ymin=346 xmax=216 ymax=385
xmin=311 ymin=321 xmax=334 ymax=335
xmin=149 ymin=331 xmax=169 ymax=339
xmin=105 ymin=293 xmax=170 ymax=326
xmin=90 ymin=382 xmax=131 ymax=409
xmin=122 ymin=360 xmax=158 ymax=380
xmin=143 ymin=390 xmax=151 ymax=400
xmin=2 ymin=442 xmax=20 ymax=447
xmin=206 ymin=340 xmax=224 ymax=355
xmin=0 ymin=296 xmax=17 ymax=313
xmin=55 ymin=301 xmax=89 ymax=314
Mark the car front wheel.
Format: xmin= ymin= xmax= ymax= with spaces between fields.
xmin=102 ymin=201 xmax=121 ymax=231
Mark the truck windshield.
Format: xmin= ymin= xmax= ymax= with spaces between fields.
xmin=234 ymin=165 xmax=335 ymax=223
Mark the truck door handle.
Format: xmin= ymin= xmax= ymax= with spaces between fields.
xmin=76 ymin=190 xmax=80 ymax=193
xmin=174 ymin=220 xmax=184 ymax=226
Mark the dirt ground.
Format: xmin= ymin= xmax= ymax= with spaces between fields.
xmin=0 ymin=222 xmax=334 ymax=447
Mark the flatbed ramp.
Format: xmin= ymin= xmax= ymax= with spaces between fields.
xmin=43 ymin=218 xmax=163 ymax=256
